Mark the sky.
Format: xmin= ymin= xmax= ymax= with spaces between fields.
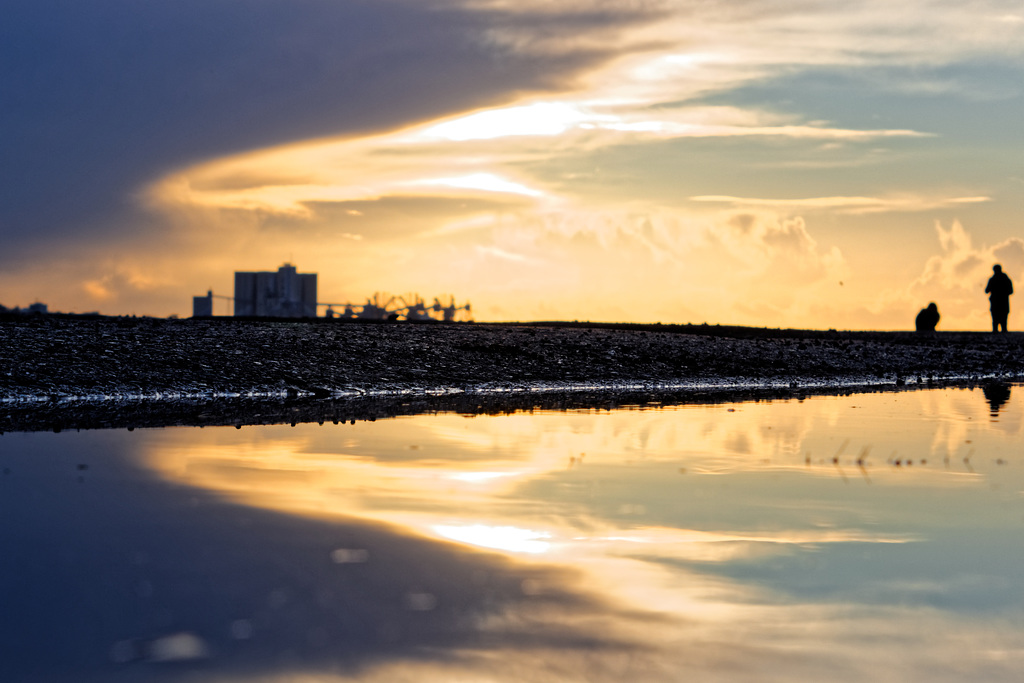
xmin=3 ymin=0 xmax=1024 ymax=329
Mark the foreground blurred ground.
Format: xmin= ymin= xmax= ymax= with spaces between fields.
xmin=2 ymin=316 xmax=1023 ymax=431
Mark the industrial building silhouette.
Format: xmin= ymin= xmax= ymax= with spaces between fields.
xmin=191 ymin=263 xmax=469 ymax=321
xmin=235 ymin=263 xmax=317 ymax=318
xmin=193 ymin=263 xmax=317 ymax=318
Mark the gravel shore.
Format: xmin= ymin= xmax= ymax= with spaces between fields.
xmin=2 ymin=315 xmax=1023 ymax=432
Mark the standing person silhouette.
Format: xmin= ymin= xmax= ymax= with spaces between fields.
xmin=985 ymin=264 xmax=1013 ymax=332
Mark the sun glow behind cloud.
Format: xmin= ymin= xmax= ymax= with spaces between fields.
xmin=418 ymin=102 xmax=601 ymax=141
xmin=406 ymin=173 xmax=544 ymax=197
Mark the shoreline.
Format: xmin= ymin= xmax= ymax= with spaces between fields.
xmin=1 ymin=377 xmax=1008 ymax=435
xmin=3 ymin=317 xmax=1023 ymax=432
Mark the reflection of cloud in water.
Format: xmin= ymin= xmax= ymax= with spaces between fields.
xmin=9 ymin=386 xmax=1024 ymax=680
xmin=434 ymin=524 xmax=553 ymax=554
xmin=0 ymin=432 xmax=674 ymax=683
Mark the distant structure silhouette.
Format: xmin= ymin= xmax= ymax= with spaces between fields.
xmin=235 ymin=263 xmax=317 ymax=318
xmin=915 ymin=302 xmax=940 ymax=332
xmin=192 ymin=290 xmax=214 ymax=317
xmin=0 ymin=302 xmax=50 ymax=315
xmin=984 ymin=264 xmax=1013 ymax=332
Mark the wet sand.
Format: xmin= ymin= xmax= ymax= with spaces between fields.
xmin=2 ymin=316 xmax=1023 ymax=432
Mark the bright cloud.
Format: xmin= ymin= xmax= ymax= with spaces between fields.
xmin=418 ymin=102 xmax=602 ymax=141
xmin=902 ymin=221 xmax=1024 ymax=328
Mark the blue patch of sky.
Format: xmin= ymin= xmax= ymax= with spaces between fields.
xmin=525 ymin=63 xmax=1024 ymax=205
xmin=692 ymin=63 xmax=1024 ymax=143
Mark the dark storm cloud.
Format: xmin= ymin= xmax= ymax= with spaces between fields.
xmin=0 ymin=0 xmax=658 ymax=261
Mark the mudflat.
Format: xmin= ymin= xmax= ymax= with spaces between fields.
xmin=2 ymin=316 xmax=1023 ymax=432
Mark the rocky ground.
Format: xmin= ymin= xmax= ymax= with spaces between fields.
xmin=2 ymin=315 xmax=1023 ymax=432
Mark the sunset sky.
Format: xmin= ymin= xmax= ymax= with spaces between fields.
xmin=3 ymin=0 xmax=1024 ymax=329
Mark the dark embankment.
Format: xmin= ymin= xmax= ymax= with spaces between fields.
xmin=2 ymin=315 xmax=1023 ymax=432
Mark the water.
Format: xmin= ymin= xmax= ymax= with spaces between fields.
xmin=1 ymin=384 xmax=1022 ymax=682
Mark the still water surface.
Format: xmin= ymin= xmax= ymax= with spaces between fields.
xmin=2 ymin=385 xmax=1023 ymax=682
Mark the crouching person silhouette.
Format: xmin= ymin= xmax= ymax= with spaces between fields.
xmin=915 ymin=302 xmax=940 ymax=333
xmin=985 ymin=264 xmax=1013 ymax=333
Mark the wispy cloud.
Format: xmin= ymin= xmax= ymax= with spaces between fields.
xmin=690 ymin=194 xmax=991 ymax=215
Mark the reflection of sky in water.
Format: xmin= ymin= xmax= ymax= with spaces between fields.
xmin=2 ymin=385 xmax=1024 ymax=681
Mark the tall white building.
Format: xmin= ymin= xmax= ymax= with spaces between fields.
xmin=234 ymin=263 xmax=317 ymax=318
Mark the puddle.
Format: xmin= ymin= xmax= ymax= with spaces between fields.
xmin=1 ymin=384 xmax=1022 ymax=681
